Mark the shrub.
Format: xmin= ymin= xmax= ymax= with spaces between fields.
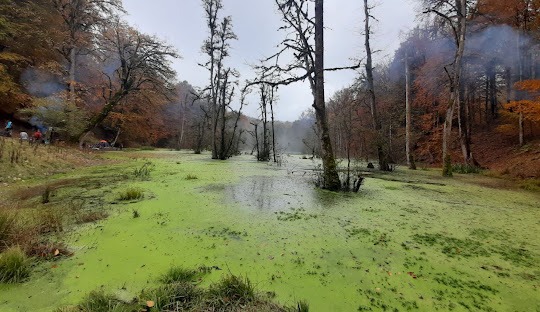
xmin=452 ymin=163 xmax=482 ymax=174
xmin=117 ymin=188 xmax=144 ymax=201
xmin=0 ymin=246 xmax=31 ymax=283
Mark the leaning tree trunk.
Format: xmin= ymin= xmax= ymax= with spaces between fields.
xmin=77 ymin=90 xmax=127 ymax=142
xmin=314 ymin=0 xmax=340 ymax=191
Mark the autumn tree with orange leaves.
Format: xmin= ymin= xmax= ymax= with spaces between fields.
xmin=503 ymin=79 xmax=540 ymax=145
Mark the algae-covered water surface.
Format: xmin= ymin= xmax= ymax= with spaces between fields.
xmin=1 ymin=151 xmax=539 ymax=311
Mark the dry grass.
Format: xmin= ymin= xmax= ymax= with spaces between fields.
xmin=0 ymin=137 xmax=107 ymax=184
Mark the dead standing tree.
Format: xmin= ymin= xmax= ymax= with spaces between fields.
xmin=363 ymin=0 xmax=392 ymax=171
xmin=249 ymin=0 xmax=360 ymax=191
xmin=201 ymin=0 xmax=243 ymax=160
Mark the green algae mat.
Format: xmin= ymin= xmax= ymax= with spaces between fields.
xmin=1 ymin=151 xmax=539 ymax=311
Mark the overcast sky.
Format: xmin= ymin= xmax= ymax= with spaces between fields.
xmin=122 ymin=0 xmax=418 ymax=121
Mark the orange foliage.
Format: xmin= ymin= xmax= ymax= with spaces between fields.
xmin=503 ymin=80 xmax=540 ymax=122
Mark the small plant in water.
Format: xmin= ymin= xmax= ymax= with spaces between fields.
xmin=0 ymin=246 xmax=31 ymax=283
xmin=117 ymin=188 xmax=144 ymax=201
xmin=185 ymin=174 xmax=198 ymax=180
xmin=133 ymin=161 xmax=154 ymax=180
xmin=132 ymin=209 xmax=140 ymax=218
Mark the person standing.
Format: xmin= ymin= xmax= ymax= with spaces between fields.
xmin=4 ymin=120 xmax=13 ymax=136
xmin=33 ymin=129 xmax=43 ymax=143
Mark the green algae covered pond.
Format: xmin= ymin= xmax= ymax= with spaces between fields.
xmin=1 ymin=151 xmax=539 ymax=311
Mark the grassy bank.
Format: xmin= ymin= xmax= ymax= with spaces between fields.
xmin=0 ymin=150 xmax=539 ymax=311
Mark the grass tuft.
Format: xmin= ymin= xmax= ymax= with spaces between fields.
xmin=159 ymin=266 xmax=202 ymax=284
xmin=141 ymin=282 xmax=202 ymax=311
xmin=208 ymin=274 xmax=255 ymax=305
xmin=185 ymin=174 xmax=199 ymax=180
xmin=117 ymin=188 xmax=144 ymax=201
xmin=295 ymin=300 xmax=310 ymax=312
xmin=77 ymin=290 xmax=131 ymax=312
xmin=0 ymin=246 xmax=31 ymax=283
xmin=0 ymin=210 xmax=16 ymax=251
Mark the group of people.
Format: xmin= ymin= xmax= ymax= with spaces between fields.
xmin=3 ymin=119 xmax=51 ymax=143
xmin=19 ymin=129 xmax=43 ymax=143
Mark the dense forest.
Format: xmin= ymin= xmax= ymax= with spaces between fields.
xmin=1 ymin=0 xmax=539 ymax=179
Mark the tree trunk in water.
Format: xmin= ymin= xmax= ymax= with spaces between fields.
xmin=314 ymin=0 xmax=340 ymax=191
xmin=270 ymin=88 xmax=277 ymax=163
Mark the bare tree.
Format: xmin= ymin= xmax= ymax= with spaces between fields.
xmin=200 ymin=0 xmax=242 ymax=160
xmin=363 ymin=0 xmax=393 ymax=171
xmin=77 ymin=20 xmax=178 ymax=140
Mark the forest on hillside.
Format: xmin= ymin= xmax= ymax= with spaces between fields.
xmin=1 ymin=0 xmax=539 ymax=180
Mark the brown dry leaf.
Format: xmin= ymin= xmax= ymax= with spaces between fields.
xmin=54 ymin=249 xmax=60 ymax=256
xmin=146 ymin=301 xmax=155 ymax=308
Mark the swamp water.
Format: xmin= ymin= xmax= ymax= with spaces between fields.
xmin=0 ymin=151 xmax=539 ymax=311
